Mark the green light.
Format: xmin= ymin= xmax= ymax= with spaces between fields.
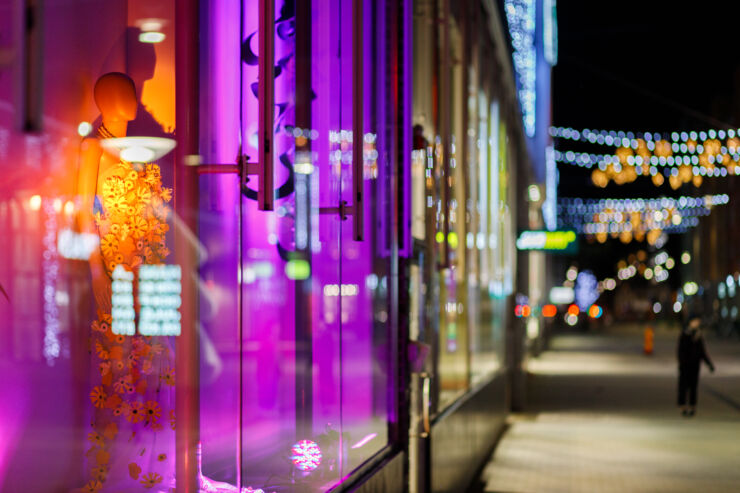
xmin=436 ymin=231 xmax=445 ymax=243
xmin=285 ymin=259 xmax=311 ymax=280
xmin=448 ymin=232 xmax=459 ymax=249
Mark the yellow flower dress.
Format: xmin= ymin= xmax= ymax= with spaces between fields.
xmin=78 ymin=160 xmax=175 ymax=492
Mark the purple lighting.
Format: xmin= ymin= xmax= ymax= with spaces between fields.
xmin=291 ymin=440 xmax=322 ymax=471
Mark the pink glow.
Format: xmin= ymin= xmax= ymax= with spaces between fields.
xmin=350 ymin=433 xmax=378 ymax=449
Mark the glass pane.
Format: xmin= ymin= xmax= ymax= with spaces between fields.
xmin=339 ymin=0 xmax=390 ymax=472
xmin=0 ymin=2 xmax=179 ymax=491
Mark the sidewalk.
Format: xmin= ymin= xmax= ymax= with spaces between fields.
xmin=474 ymin=324 xmax=740 ymax=493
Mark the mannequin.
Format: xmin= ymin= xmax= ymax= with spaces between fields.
xmin=76 ymin=72 xmax=175 ymax=492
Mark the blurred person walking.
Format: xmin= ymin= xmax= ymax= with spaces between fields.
xmin=677 ymin=315 xmax=715 ymax=416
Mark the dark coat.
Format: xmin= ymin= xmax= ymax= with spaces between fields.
xmin=677 ymin=330 xmax=714 ymax=373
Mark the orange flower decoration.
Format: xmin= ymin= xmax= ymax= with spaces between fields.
xmin=143 ymin=400 xmax=162 ymax=423
xmin=169 ymin=409 xmax=176 ymax=430
xmin=90 ymin=465 xmax=108 ymax=482
xmin=87 ymin=431 xmax=105 ymax=447
xmin=140 ymin=472 xmax=163 ymax=489
xmin=95 ymin=342 xmax=110 ymax=360
xmin=90 ymin=386 xmax=107 ymax=408
xmin=160 ymin=187 xmax=173 ymax=202
xmin=160 ymin=367 xmax=175 ymax=386
xmin=128 ymin=462 xmax=142 ymax=480
xmin=80 ymin=480 xmax=102 ymax=493
xmin=114 ymin=375 xmax=134 ymax=394
xmin=125 ymin=401 xmax=144 ymax=423
xmin=129 ymin=215 xmax=149 ymax=239
xmin=157 ymin=453 xmax=167 ymax=462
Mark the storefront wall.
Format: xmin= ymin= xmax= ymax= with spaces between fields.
xmin=0 ymin=1 xmax=405 ymax=491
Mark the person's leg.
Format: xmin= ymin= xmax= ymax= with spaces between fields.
xmin=678 ymin=370 xmax=688 ymax=415
xmin=688 ymin=370 xmax=699 ymax=415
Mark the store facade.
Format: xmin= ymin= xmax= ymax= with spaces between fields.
xmin=0 ymin=1 xmax=541 ymax=492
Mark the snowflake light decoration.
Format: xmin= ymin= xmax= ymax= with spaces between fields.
xmin=291 ymin=440 xmax=322 ymax=472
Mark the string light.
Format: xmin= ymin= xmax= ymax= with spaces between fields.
xmin=505 ymin=0 xmax=537 ymax=137
xmin=558 ymin=194 xmax=728 ymax=244
xmin=552 ymin=126 xmax=740 ymax=188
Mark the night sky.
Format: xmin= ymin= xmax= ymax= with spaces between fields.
xmin=554 ymin=0 xmax=740 ymax=198
xmin=551 ymin=1 xmax=740 ymax=280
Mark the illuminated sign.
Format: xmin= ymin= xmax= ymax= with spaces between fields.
xmin=111 ymin=265 xmax=136 ymax=335
xmin=138 ymin=265 xmax=182 ymax=336
xmin=516 ymin=230 xmax=576 ymax=251
xmin=111 ymin=264 xmax=182 ymax=336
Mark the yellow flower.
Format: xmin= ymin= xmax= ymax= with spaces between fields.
xmin=102 ymin=177 xmax=125 ymax=199
xmin=106 ymin=195 xmax=128 ymax=216
xmin=136 ymin=186 xmax=152 ymax=204
xmin=89 ymin=386 xmax=107 ymax=408
xmin=127 ymin=170 xmax=139 ymax=182
xmin=129 ymin=215 xmax=149 ymax=239
xmin=143 ymin=400 xmax=162 ymax=423
xmin=100 ymin=234 xmax=118 ymax=259
xmin=140 ymin=472 xmax=163 ymax=489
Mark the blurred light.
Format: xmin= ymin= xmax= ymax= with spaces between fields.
xmin=653 ymin=302 xmax=662 ymax=314
xmin=77 ymin=121 xmax=92 ymax=137
xmin=29 ymin=195 xmax=42 ymax=211
xmin=673 ymin=301 xmax=682 ymax=313
xmin=550 ymin=286 xmax=575 ymax=304
xmin=566 ymin=267 xmax=578 ymax=281
xmin=665 ymin=258 xmax=675 ymax=269
xmin=139 ymin=31 xmax=166 ymax=43
xmin=63 ymin=201 xmax=75 ymax=215
xmin=604 ymin=278 xmax=616 ymax=290
xmin=121 ymin=146 xmax=156 ymax=162
xmin=681 ymin=252 xmax=691 ymax=264
xmin=567 ymin=304 xmax=580 ymax=316
xmin=588 ymin=304 xmax=603 ymax=318
xmin=683 ymin=281 xmax=699 ymax=296
xmin=285 ymin=260 xmax=311 ymax=280
xmin=644 ymin=268 xmax=653 ymax=280
xmin=565 ymin=313 xmax=578 ymax=326
xmin=542 ymin=304 xmax=557 ymax=317
xmin=527 ymin=184 xmax=541 ymax=202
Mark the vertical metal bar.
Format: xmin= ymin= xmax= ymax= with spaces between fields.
xmin=175 ymin=0 xmax=200 ymax=491
xmin=438 ymin=0 xmax=451 ymax=269
xmin=16 ymin=0 xmax=44 ymax=131
xmin=352 ymin=0 xmax=364 ymax=241
xmin=294 ymin=0 xmax=313 ymax=442
xmin=258 ymin=0 xmax=275 ymax=211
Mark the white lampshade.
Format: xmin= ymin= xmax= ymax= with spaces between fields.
xmin=100 ymin=137 xmax=176 ymax=163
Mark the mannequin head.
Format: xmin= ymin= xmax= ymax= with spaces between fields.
xmin=94 ymin=72 xmax=137 ymax=123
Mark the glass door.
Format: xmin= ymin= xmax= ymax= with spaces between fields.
xmin=197 ymin=1 xmax=393 ymax=492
